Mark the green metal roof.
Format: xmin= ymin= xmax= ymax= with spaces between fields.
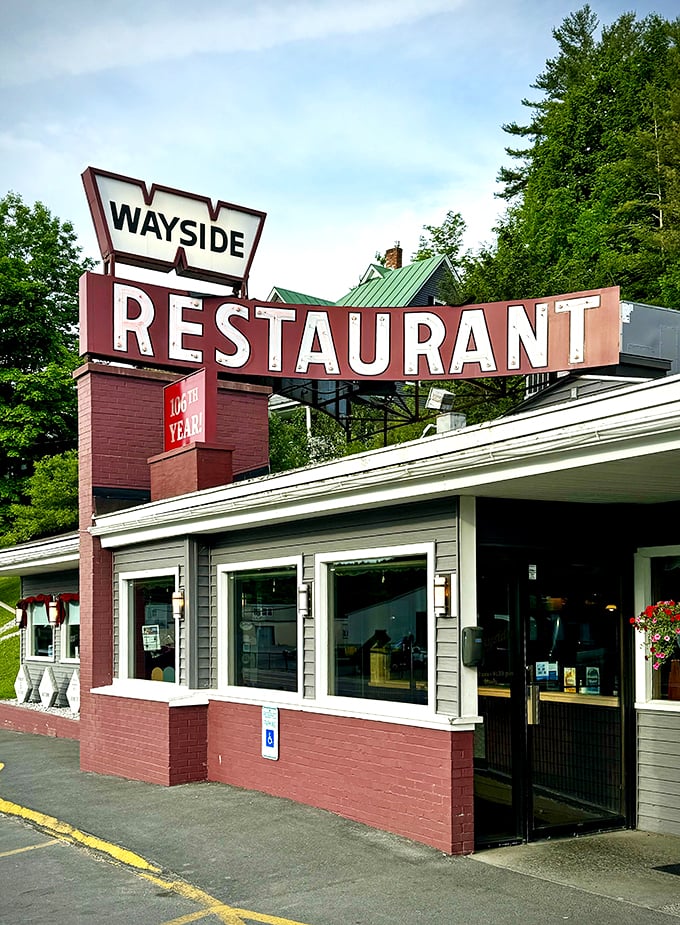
xmin=269 ymin=286 xmax=335 ymax=305
xmin=335 ymin=255 xmax=446 ymax=307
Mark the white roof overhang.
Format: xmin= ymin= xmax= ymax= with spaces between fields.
xmin=0 ymin=532 xmax=79 ymax=576
xmin=91 ymin=373 xmax=680 ymax=549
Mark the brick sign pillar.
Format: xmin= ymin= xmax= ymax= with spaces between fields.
xmin=74 ymin=362 xmax=271 ymax=781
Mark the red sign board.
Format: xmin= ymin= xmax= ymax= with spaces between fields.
xmin=163 ymin=369 xmax=216 ymax=452
xmin=80 ymin=272 xmax=621 ymax=381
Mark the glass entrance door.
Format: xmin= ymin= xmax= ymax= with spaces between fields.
xmin=474 ymin=549 xmax=626 ymax=847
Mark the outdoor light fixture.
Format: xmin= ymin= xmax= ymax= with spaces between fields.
xmin=434 ymin=574 xmax=449 ymax=617
xmin=48 ymin=600 xmax=60 ymax=626
xmin=298 ymin=584 xmax=309 ymax=618
xmin=15 ymin=603 xmax=25 ymax=627
xmin=172 ymin=588 xmax=185 ymax=620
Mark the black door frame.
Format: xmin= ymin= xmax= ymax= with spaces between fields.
xmin=474 ymin=538 xmax=630 ymax=848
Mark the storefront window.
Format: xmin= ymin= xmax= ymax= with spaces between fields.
xmin=128 ymin=576 xmax=176 ymax=682
xmin=231 ymin=567 xmax=298 ymax=692
xmin=650 ymin=556 xmax=680 ymax=701
xmin=63 ymin=599 xmax=80 ymax=660
xmin=27 ymin=601 xmax=52 ymax=658
xmin=328 ymin=555 xmax=428 ymax=705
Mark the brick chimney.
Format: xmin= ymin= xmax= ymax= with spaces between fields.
xmin=384 ymin=243 xmax=403 ymax=270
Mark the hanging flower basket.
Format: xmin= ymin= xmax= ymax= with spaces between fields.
xmin=631 ymin=600 xmax=680 ymax=669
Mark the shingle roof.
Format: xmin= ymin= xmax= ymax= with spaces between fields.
xmin=335 ymin=255 xmax=446 ymax=307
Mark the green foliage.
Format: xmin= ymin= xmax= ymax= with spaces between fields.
xmin=268 ymin=407 xmax=347 ymax=473
xmin=0 ymin=575 xmax=20 ymax=699
xmin=2 ymin=450 xmax=79 ymax=546
xmin=0 ymin=192 xmax=93 ymax=539
xmin=464 ymin=8 xmax=680 ymax=307
xmin=413 ymin=210 xmax=465 ymax=262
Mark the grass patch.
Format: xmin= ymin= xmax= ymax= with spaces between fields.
xmin=0 ymin=575 xmax=20 ymax=699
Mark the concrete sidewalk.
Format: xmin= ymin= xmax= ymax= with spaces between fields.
xmin=0 ymin=727 xmax=679 ymax=924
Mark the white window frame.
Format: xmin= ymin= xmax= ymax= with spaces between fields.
xmin=216 ymin=556 xmax=304 ymax=703
xmin=315 ymin=542 xmax=436 ymax=722
xmin=118 ymin=568 xmax=180 ymax=683
xmin=26 ymin=600 xmax=54 ymax=661
xmin=60 ymin=599 xmax=80 ymax=664
xmin=634 ymin=544 xmax=680 ymax=711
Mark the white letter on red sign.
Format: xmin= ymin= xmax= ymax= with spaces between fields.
xmin=403 ymin=312 xmax=445 ymax=376
xmin=215 ymin=303 xmax=251 ymax=368
xmin=450 ymin=309 xmax=496 ymax=373
xmin=554 ymin=295 xmax=600 ymax=364
xmin=113 ymin=283 xmax=155 ymax=356
xmin=169 ymin=294 xmax=204 ymax=364
xmin=255 ymin=306 xmax=296 ymax=372
xmin=507 ymin=303 xmax=548 ymax=370
xmin=348 ymin=312 xmax=390 ymax=376
xmin=295 ymin=311 xmax=340 ymax=374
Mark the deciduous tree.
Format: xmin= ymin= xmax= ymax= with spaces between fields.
xmin=0 ymin=192 xmax=94 ymax=539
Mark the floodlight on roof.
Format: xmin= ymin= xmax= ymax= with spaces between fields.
xmin=425 ymin=387 xmax=455 ymax=412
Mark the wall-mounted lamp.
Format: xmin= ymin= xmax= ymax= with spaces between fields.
xmin=298 ymin=584 xmax=309 ymax=618
xmin=15 ymin=602 xmax=26 ymax=627
xmin=172 ymin=588 xmax=185 ymax=620
xmin=48 ymin=600 xmax=61 ymax=626
xmin=434 ymin=574 xmax=449 ymax=618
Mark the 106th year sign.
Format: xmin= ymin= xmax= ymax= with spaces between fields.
xmin=80 ymin=272 xmax=620 ymax=381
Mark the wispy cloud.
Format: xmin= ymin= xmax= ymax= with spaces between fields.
xmin=1 ymin=0 xmax=462 ymax=86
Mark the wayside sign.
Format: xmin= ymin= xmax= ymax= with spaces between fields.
xmin=82 ymin=167 xmax=266 ymax=287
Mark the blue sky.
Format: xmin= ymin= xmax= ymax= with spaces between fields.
xmin=2 ymin=0 xmax=679 ymax=301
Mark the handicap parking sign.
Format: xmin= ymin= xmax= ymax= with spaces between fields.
xmin=262 ymin=706 xmax=279 ymax=760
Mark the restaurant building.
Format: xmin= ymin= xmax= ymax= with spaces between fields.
xmin=2 ymin=171 xmax=680 ymax=853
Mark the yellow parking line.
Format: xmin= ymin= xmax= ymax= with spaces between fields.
xmin=141 ymin=871 xmax=313 ymax=925
xmin=0 ymin=762 xmax=313 ymax=925
xmin=0 ymin=838 xmax=61 ymax=858
xmin=0 ymin=798 xmax=160 ymax=872
xmin=158 ymin=911 xmax=217 ymax=925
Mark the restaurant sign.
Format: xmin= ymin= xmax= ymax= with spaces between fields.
xmin=82 ymin=168 xmax=266 ymax=286
xmin=80 ymin=273 xmax=621 ymax=382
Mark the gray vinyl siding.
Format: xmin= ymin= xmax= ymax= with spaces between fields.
xmin=637 ymin=709 xmax=680 ymax=836
xmin=210 ymin=499 xmax=459 ymax=714
xmin=113 ymin=540 xmax=187 ymax=683
xmin=20 ymin=570 xmax=79 ymax=706
xmin=195 ymin=542 xmax=212 ymax=688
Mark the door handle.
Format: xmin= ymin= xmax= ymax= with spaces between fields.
xmin=527 ymin=683 xmax=540 ymax=725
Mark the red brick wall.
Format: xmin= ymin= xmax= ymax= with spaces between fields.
xmin=0 ymin=703 xmax=80 ymax=740
xmin=74 ymin=363 xmax=270 ymax=487
xmin=207 ymin=702 xmax=475 ymax=855
xmin=79 ymin=693 xmax=207 ymax=785
xmin=149 ymin=445 xmax=234 ymax=501
xmin=168 ymin=702 xmax=208 ymax=785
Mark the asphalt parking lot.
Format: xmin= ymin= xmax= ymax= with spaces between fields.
xmin=1 ymin=728 xmax=679 ymax=925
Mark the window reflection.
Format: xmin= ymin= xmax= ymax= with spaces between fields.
xmin=329 ymin=555 xmax=428 ymax=705
xmin=651 ymin=556 xmax=680 ymax=701
xmin=64 ymin=600 xmax=80 ymax=660
xmin=232 ymin=568 xmax=298 ymax=692
xmin=129 ymin=576 xmax=176 ymax=682
xmin=29 ymin=602 xmax=52 ymax=658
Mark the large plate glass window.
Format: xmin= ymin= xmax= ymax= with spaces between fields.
xmin=127 ymin=575 xmax=176 ymax=682
xmin=230 ymin=566 xmax=298 ymax=692
xmin=328 ymin=554 xmax=428 ymax=705
xmin=27 ymin=600 xmax=52 ymax=658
